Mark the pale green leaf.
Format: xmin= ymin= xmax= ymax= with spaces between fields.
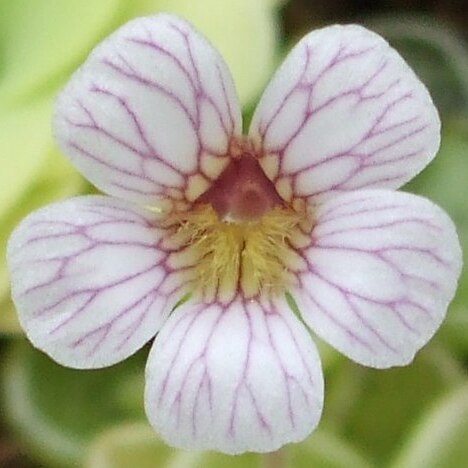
xmin=0 ymin=295 xmax=21 ymax=334
xmin=85 ymin=423 xmax=173 ymax=468
xmin=87 ymin=423 xmax=260 ymax=468
xmin=291 ymin=429 xmax=373 ymax=468
xmin=389 ymin=383 xmax=468 ymax=468
xmin=86 ymin=423 xmax=373 ymax=468
xmin=0 ymin=97 xmax=52 ymax=218
xmin=0 ymin=0 xmax=122 ymax=105
xmin=167 ymin=451 xmax=259 ymax=468
xmin=324 ymin=347 xmax=465 ymax=463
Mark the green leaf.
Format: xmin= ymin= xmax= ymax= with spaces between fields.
xmin=0 ymin=0 xmax=122 ymax=105
xmin=406 ymin=120 xmax=468 ymax=223
xmin=324 ymin=347 xmax=465 ymax=463
xmin=368 ymin=15 xmax=468 ymax=117
xmin=86 ymin=422 xmax=260 ymax=468
xmin=172 ymin=452 xmax=259 ymax=468
xmin=0 ymin=97 xmax=52 ymax=218
xmin=86 ymin=423 xmax=373 ymax=468
xmin=1 ymin=342 xmax=147 ymax=467
xmin=85 ymin=423 xmax=174 ymax=468
xmin=389 ymin=383 xmax=468 ymax=468
xmin=290 ymin=429 xmax=373 ymax=468
xmin=0 ymin=296 xmax=21 ymax=335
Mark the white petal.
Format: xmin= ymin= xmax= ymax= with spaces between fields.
xmin=294 ymin=190 xmax=462 ymax=368
xmin=249 ymin=25 xmax=440 ymax=203
xmin=54 ymin=14 xmax=242 ymax=207
xmin=7 ymin=196 xmax=185 ymax=369
xmin=145 ymin=295 xmax=323 ymax=454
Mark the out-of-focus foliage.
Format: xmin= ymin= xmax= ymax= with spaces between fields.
xmin=1 ymin=343 xmax=146 ymax=467
xmin=85 ymin=423 xmax=374 ymax=468
xmin=369 ymin=15 xmax=468 ymax=119
xmin=85 ymin=423 xmax=175 ymax=468
xmin=0 ymin=0 xmax=122 ymax=106
xmin=0 ymin=98 xmax=52 ymax=216
xmin=389 ymin=383 xmax=468 ymax=468
xmin=324 ymin=346 xmax=465 ymax=464
xmin=86 ymin=423 xmax=260 ymax=468
xmin=1 ymin=2 xmax=468 ymax=467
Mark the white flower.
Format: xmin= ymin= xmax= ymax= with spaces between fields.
xmin=7 ymin=15 xmax=462 ymax=455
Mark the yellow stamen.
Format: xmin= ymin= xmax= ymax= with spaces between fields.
xmin=166 ymin=204 xmax=303 ymax=301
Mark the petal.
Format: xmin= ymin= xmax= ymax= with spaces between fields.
xmin=145 ymin=295 xmax=323 ymax=454
xmin=7 ymin=196 xmax=183 ymax=369
xmin=249 ymin=25 xmax=440 ymax=203
xmin=54 ymin=14 xmax=242 ymax=207
xmin=294 ymin=190 xmax=462 ymax=368
xmin=143 ymin=0 xmax=282 ymax=106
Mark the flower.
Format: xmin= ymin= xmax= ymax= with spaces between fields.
xmin=7 ymin=14 xmax=462 ymax=454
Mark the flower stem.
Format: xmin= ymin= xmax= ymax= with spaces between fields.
xmin=262 ymin=449 xmax=287 ymax=468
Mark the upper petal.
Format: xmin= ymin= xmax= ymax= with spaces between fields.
xmin=152 ymin=0 xmax=282 ymax=106
xmin=249 ymin=25 xmax=440 ymax=203
xmin=7 ymin=196 xmax=184 ymax=369
xmin=145 ymin=295 xmax=323 ymax=454
xmin=54 ymin=14 xmax=242 ymax=208
xmin=293 ymin=190 xmax=462 ymax=368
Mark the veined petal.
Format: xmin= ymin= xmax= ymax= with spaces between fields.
xmin=148 ymin=0 xmax=282 ymax=106
xmin=54 ymin=14 xmax=242 ymax=208
xmin=7 ymin=196 xmax=184 ymax=369
xmin=294 ymin=190 xmax=462 ymax=368
xmin=249 ymin=25 xmax=440 ymax=203
xmin=145 ymin=295 xmax=323 ymax=454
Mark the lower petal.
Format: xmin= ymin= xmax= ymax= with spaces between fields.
xmin=295 ymin=189 xmax=462 ymax=368
xmin=7 ymin=196 xmax=182 ymax=369
xmin=145 ymin=295 xmax=323 ymax=454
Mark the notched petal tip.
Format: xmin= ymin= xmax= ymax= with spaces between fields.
xmin=249 ymin=24 xmax=440 ymax=203
xmin=144 ymin=295 xmax=324 ymax=454
xmin=7 ymin=196 xmax=187 ymax=369
xmin=53 ymin=14 xmax=242 ymax=207
xmin=294 ymin=189 xmax=461 ymax=369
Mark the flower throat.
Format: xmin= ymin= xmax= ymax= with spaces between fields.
xmin=167 ymin=148 xmax=303 ymax=302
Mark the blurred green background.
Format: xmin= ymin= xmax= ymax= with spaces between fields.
xmin=1 ymin=0 xmax=468 ymax=467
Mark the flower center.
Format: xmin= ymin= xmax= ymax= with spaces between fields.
xmin=197 ymin=151 xmax=284 ymax=222
xmin=165 ymin=141 xmax=307 ymax=302
xmin=168 ymin=204 xmax=302 ymax=302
